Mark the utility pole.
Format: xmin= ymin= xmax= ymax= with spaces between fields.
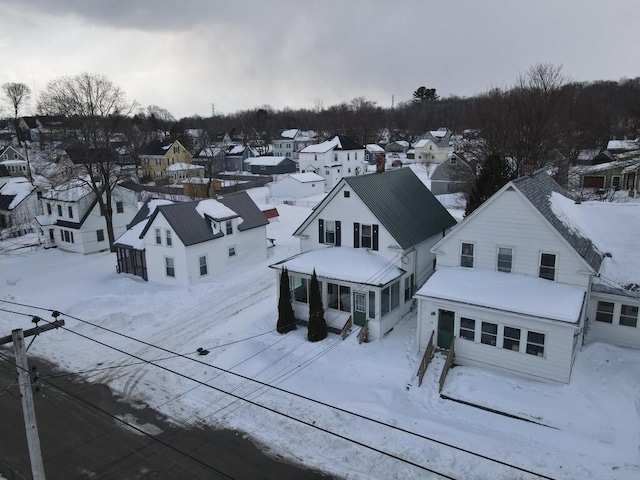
xmin=1 ymin=319 xmax=65 ymax=480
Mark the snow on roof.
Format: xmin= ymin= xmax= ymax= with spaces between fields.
xmin=300 ymin=136 xmax=341 ymax=154
xmin=42 ymin=179 xmax=94 ymax=202
xmin=281 ymin=129 xmax=299 ymax=139
xmin=227 ymin=145 xmax=247 ymax=155
xmin=244 ymin=156 xmax=287 ymax=166
xmin=366 ymin=144 xmax=385 ymax=152
xmin=271 ymin=246 xmax=404 ymax=286
xmin=413 ymin=139 xmax=431 ymax=148
xmin=114 ymin=199 xmax=173 ymax=249
xmin=607 ymin=139 xmax=639 ymax=151
xmin=195 ymin=199 xmax=237 ymax=220
xmin=0 ymin=159 xmax=27 ymax=165
xmin=430 ymin=130 xmax=448 ymax=138
xmin=550 ymin=193 xmax=640 ymax=288
xmin=286 ymin=172 xmax=324 ymax=183
xmin=0 ymin=177 xmax=35 ymax=209
xmin=573 ymin=157 xmax=640 ymax=174
xmin=166 ymin=163 xmax=203 ymax=171
xmin=417 ymin=267 xmax=585 ymax=323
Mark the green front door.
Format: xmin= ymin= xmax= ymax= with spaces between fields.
xmin=437 ymin=309 xmax=455 ymax=349
xmin=353 ymin=292 xmax=366 ymax=326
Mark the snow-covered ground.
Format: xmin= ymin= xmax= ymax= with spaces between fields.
xmin=1 ymin=189 xmax=639 ymax=479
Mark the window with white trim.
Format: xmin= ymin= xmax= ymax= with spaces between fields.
xmin=460 ymin=242 xmax=474 ymax=268
xmin=165 ymin=229 xmax=172 ymax=246
xmin=526 ymin=331 xmax=545 ymax=356
xmin=361 ymin=224 xmax=372 ymax=249
xmin=539 ymin=253 xmax=556 ymax=281
xmin=57 ymin=205 xmax=62 ymax=217
xmin=96 ymin=229 xmax=105 ymax=242
xmin=503 ymin=326 xmax=521 ymax=351
xmin=155 ymin=228 xmax=162 ymax=245
xmin=620 ymin=304 xmax=639 ymax=327
xmin=290 ymin=276 xmax=309 ymax=303
xmin=226 ymin=220 xmax=233 ymax=235
xmin=595 ymin=301 xmax=614 ymax=323
xmin=68 ymin=206 xmax=73 ymax=218
xmin=228 ymin=246 xmax=236 ymax=257
xmin=199 ymin=255 xmax=207 ymax=276
xmin=116 ymin=201 xmax=124 ymax=213
xmin=325 ymin=220 xmax=336 ymax=244
xmin=497 ymin=246 xmax=513 ymax=273
xmin=165 ymin=257 xmax=175 ymax=277
xmin=459 ymin=317 xmax=475 ymax=341
xmin=481 ymin=322 xmax=497 ymax=346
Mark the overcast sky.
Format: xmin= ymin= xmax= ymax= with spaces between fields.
xmin=2 ymin=0 xmax=639 ymax=119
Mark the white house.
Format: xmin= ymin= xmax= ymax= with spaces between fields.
xmin=270 ymin=167 xmax=457 ymax=340
xmin=298 ymin=135 xmax=367 ymax=192
xmin=0 ymin=177 xmax=38 ymax=237
xmin=35 ymin=181 xmax=138 ymax=254
xmin=415 ymin=169 xmax=640 ymax=383
xmin=268 ymin=173 xmax=326 ymax=200
xmin=114 ymin=191 xmax=269 ymax=285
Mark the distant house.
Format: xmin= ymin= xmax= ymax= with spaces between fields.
xmin=244 ymin=156 xmax=297 ymax=175
xmin=385 ymin=141 xmax=410 ymax=154
xmin=415 ymin=169 xmax=640 ymax=383
xmin=298 ymin=135 xmax=367 ymax=192
xmin=192 ymin=146 xmax=226 ymax=176
xmin=268 ymin=172 xmax=325 ymax=200
xmin=272 ymin=129 xmax=317 ymax=160
xmin=114 ymin=191 xmax=269 ymax=284
xmin=428 ymin=153 xmax=475 ymax=195
xmin=606 ymin=139 xmax=639 ymax=154
xmin=0 ymin=177 xmax=38 ymax=237
xmin=270 ymin=167 xmax=457 ymax=340
xmin=413 ymin=130 xmax=454 ymax=165
xmin=166 ymin=163 xmax=205 ymax=183
xmin=35 ymin=181 xmax=137 ymax=254
xmin=569 ymin=151 xmax=640 ymax=196
xmin=364 ymin=144 xmax=386 ymax=165
xmin=139 ymin=140 xmax=192 ymax=181
xmin=0 ymin=146 xmax=29 ymax=178
xmin=224 ymin=145 xmax=259 ymax=172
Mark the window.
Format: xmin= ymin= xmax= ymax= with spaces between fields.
xmin=96 ymin=229 xmax=105 ymax=242
xmin=339 ymin=285 xmax=351 ymax=312
xmin=612 ymin=176 xmax=621 ymax=189
xmin=368 ymin=291 xmax=375 ymax=318
xmin=226 ymin=220 xmax=233 ymax=235
xmin=361 ymin=225 xmax=372 ymax=249
xmin=291 ymin=276 xmax=308 ymax=303
xmin=497 ymin=247 xmax=513 ymax=273
xmin=404 ymin=274 xmax=415 ymax=302
xmin=381 ymin=281 xmax=400 ymax=316
xmin=620 ymin=304 xmax=638 ymax=327
xmin=539 ymin=253 xmax=556 ymax=281
xmin=228 ymin=246 xmax=236 ymax=257
xmin=68 ymin=206 xmax=73 ymax=218
xmin=595 ymin=301 xmax=614 ymax=323
xmin=325 ymin=220 xmax=336 ymax=244
xmin=165 ymin=230 xmax=172 ymax=246
xmin=328 ymin=283 xmax=339 ymax=309
xmin=116 ymin=201 xmax=124 ymax=213
xmin=165 ymin=257 xmax=175 ymax=277
xmin=173 ymin=146 xmax=180 ymax=154
xmin=503 ymin=326 xmax=521 ymax=351
xmin=526 ymin=331 xmax=545 ymax=356
xmin=155 ymin=228 xmax=162 ymax=245
xmin=156 ymin=158 xmax=162 ymax=166
xmin=46 ymin=203 xmax=52 ymax=215
xmin=199 ymin=256 xmax=208 ymax=276
xmin=57 ymin=205 xmax=62 ymax=217
xmin=460 ymin=242 xmax=474 ymax=268
xmin=344 ymin=191 xmax=350 ymax=198
xmin=459 ymin=318 xmax=475 ymax=341
xmin=481 ymin=322 xmax=497 ymax=346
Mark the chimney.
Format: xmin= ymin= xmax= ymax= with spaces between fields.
xmin=376 ymin=155 xmax=385 ymax=173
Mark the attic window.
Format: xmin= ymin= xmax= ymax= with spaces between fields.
xmin=344 ymin=191 xmax=350 ymax=198
xmin=450 ymin=158 xmax=457 ymax=165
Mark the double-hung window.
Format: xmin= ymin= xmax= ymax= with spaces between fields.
xmin=116 ymin=201 xmax=124 ymax=213
xmin=165 ymin=230 xmax=172 ymax=246
xmin=325 ymin=221 xmax=336 ymax=244
xmin=503 ymin=326 xmax=521 ymax=351
xmin=459 ymin=318 xmax=475 ymax=341
xmin=199 ymin=256 xmax=207 ymax=276
xmin=481 ymin=322 xmax=497 ymax=346
xmin=539 ymin=253 xmax=556 ymax=281
xmin=460 ymin=242 xmax=474 ymax=268
xmin=620 ymin=304 xmax=638 ymax=327
xmin=226 ymin=220 xmax=233 ymax=235
xmin=595 ymin=301 xmax=614 ymax=323
xmin=165 ymin=257 xmax=175 ymax=277
xmin=497 ymin=246 xmax=513 ymax=273
xmin=361 ymin=225 xmax=372 ymax=248
xmin=155 ymin=228 xmax=162 ymax=245
xmin=526 ymin=331 xmax=545 ymax=356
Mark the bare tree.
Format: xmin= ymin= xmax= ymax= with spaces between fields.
xmin=2 ymin=82 xmax=32 ymax=180
xmin=38 ymin=73 xmax=137 ymax=249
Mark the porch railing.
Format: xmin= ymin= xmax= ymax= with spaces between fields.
xmin=416 ymin=331 xmax=435 ymax=387
xmin=357 ymin=321 xmax=369 ymax=344
xmin=341 ymin=316 xmax=352 ymax=340
xmin=438 ymin=337 xmax=456 ymax=393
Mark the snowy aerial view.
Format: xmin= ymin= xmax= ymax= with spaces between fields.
xmin=2 ymin=2 xmax=640 ymax=478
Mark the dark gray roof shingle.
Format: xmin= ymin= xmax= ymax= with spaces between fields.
xmin=343 ymin=168 xmax=457 ymax=249
xmin=216 ymin=191 xmax=269 ymax=231
xmin=512 ymin=169 xmax=603 ymax=272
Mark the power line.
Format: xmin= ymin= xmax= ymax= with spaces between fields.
xmin=1 ymin=298 xmax=557 ymax=479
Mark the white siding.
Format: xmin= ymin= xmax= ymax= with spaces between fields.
xmin=434 ymin=189 xmax=592 ymax=289
xmin=417 ymin=296 xmax=579 ymax=383
xmin=144 ymin=215 xmax=188 ymax=284
xmin=586 ymin=292 xmax=640 ymax=348
xmin=268 ymin=176 xmax=324 ymax=199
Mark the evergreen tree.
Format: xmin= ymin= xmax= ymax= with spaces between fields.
xmin=277 ymin=267 xmax=296 ymax=334
xmin=465 ymin=152 xmax=516 ymax=216
xmin=307 ymin=270 xmax=327 ymax=342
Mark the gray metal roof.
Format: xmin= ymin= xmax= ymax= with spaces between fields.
xmin=343 ymin=168 xmax=457 ymax=249
xmin=140 ymin=191 xmax=267 ymax=246
xmin=216 ymin=190 xmax=269 ymax=231
xmin=512 ymin=169 xmax=603 ymax=272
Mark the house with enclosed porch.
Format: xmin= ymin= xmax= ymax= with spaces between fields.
xmin=569 ymin=150 xmax=640 ymax=197
xmin=0 ymin=177 xmax=38 ymax=237
xmin=298 ymin=135 xmax=367 ymax=192
xmin=415 ymin=169 xmax=640 ymax=384
xmin=270 ymin=167 xmax=457 ymax=340
xmin=139 ymin=139 xmax=192 ymax=181
xmin=34 ymin=180 xmax=137 ymax=253
xmin=114 ymin=191 xmax=269 ymax=285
